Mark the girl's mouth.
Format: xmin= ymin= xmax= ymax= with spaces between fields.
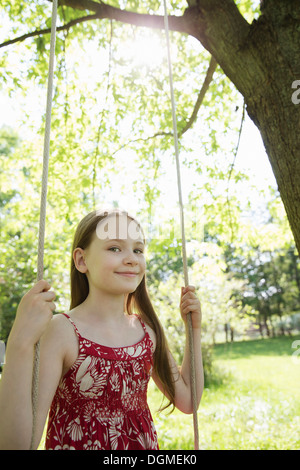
xmin=115 ymin=272 xmax=138 ymax=277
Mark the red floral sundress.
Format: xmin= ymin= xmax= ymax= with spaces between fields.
xmin=45 ymin=313 xmax=159 ymax=450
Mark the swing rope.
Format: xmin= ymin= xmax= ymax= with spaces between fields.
xmin=30 ymin=0 xmax=58 ymax=450
xmin=163 ymin=0 xmax=199 ymax=450
xmin=30 ymin=0 xmax=199 ymax=450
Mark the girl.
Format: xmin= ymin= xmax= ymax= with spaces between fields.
xmin=0 ymin=209 xmax=203 ymax=450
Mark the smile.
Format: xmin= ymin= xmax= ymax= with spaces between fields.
xmin=115 ymin=272 xmax=139 ymax=277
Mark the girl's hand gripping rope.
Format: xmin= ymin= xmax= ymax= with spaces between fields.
xmin=180 ymin=285 xmax=202 ymax=330
xmin=11 ymin=280 xmax=56 ymax=348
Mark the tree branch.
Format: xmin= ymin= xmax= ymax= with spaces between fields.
xmin=186 ymin=0 xmax=251 ymax=49
xmin=60 ymin=0 xmax=189 ymax=33
xmin=110 ymin=54 xmax=217 ymax=157
xmin=178 ymin=55 xmax=217 ymax=137
xmin=0 ymin=0 xmax=190 ymax=50
xmin=183 ymin=0 xmax=262 ymax=98
xmin=0 ymin=14 xmax=98 ymax=49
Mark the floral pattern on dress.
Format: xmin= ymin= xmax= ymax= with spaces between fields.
xmin=45 ymin=313 xmax=159 ymax=450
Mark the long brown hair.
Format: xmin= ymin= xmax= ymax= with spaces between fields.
xmin=70 ymin=209 xmax=175 ymax=411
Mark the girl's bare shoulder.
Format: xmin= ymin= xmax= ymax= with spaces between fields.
xmin=41 ymin=313 xmax=79 ymax=375
xmin=41 ymin=313 xmax=77 ymax=351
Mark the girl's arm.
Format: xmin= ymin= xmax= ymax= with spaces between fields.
xmin=153 ymin=285 xmax=204 ymax=414
xmin=0 ymin=280 xmax=62 ymax=449
xmin=176 ymin=285 xmax=204 ymax=413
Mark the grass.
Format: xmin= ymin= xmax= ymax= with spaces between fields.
xmin=148 ymin=334 xmax=300 ymax=450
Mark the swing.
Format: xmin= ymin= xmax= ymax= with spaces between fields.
xmin=31 ymin=0 xmax=199 ymax=450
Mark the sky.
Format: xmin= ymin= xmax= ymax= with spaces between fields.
xmin=234 ymin=114 xmax=276 ymax=189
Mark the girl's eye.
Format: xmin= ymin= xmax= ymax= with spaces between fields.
xmin=108 ymin=246 xmax=144 ymax=254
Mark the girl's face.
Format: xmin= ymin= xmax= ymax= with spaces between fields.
xmin=74 ymin=215 xmax=146 ymax=296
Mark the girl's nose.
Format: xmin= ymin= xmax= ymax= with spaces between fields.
xmin=123 ymin=251 xmax=138 ymax=265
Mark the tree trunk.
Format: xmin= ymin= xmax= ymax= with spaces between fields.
xmin=258 ymin=317 xmax=264 ymax=338
xmin=263 ymin=314 xmax=270 ymax=337
xmin=289 ymin=249 xmax=300 ymax=298
xmin=224 ymin=323 xmax=229 ymax=343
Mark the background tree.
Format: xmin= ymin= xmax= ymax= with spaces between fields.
xmin=224 ymin=190 xmax=300 ymax=338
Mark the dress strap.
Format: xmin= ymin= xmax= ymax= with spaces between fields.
xmin=61 ymin=312 xmax=81 ymax=338
xmin=135 ymin=314 xmax=147 ymax=334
